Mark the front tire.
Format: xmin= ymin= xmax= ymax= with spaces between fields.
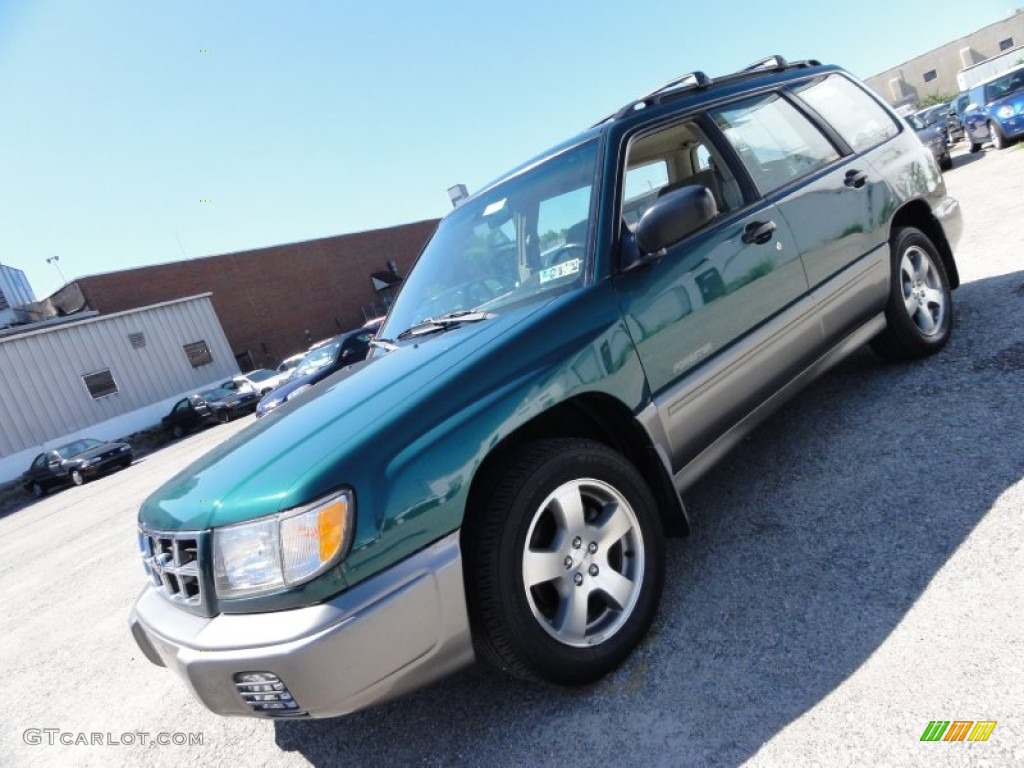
xmin=939 ymin=152 xmax=952 ymax=171
xmin=70 ymin=470 xmax=84 ymax=486
xmin=464 ymin=439 xmax=665 ymax=685
xmin=871 ymin=226 xmax=952 ymax=361
xmin=989 ymin=121 xmax=1007 ymax=150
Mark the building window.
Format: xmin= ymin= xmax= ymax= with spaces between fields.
xmin=1000 ymin=38 xmax=1014 ymax=51
xmin=923 ymin=70 xmax=937 ymax=83
xmin=83 ymin=369 xmax=118 ymax=399
xmin=183 ymin=340 xmax=213 ymax=367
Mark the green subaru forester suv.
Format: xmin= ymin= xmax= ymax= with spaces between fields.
xmin=131 ymin=56 xmax=962 ymax=718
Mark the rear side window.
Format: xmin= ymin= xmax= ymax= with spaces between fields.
xmin=711 ymin=94 xmax=839 ymax=195
xmin=793 ymin=74 xmax=899 ymax=152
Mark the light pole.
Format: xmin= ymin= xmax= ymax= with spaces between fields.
xmin=46 ymin=255 xmax=68 ymax=285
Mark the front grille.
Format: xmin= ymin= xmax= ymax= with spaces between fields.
xmin=139 ymin=528 xmax=204 ymax=608
xmin=234 ymin=672 xmax=306 ymax=717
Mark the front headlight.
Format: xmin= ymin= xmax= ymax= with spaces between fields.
xmin=213 ymin=490 xmax=354 ymax=598
xmin=996 ymin=105 xmax=1015 ymax=119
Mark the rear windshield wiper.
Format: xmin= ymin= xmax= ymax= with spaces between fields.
xmin=396 ymin=310 xmax=491 ymax=341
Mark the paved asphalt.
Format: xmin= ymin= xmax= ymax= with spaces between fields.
xmin=1 ymin=142 xmax=1022 ymax=768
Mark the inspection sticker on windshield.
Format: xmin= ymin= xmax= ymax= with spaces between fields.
xmin=539 ymin=258 xmax=581 ymax=284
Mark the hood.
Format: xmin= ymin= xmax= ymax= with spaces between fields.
xmin=262 ymin=365 xmax=331 ymax=405
xmin=67 ymin=442 xmax=127 ymax=463
xmin=992 ymin=90 xmax=1024 ymax=113
xmin=140 ymin=302 xmax=548 ymax=530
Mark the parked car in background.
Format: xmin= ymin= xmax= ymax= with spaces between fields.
xmin=914 ymin=103 xmax=951 ymax=143
xmin=23 ymin=437 xmax=133 ymax=496
xmin=964 ymin=64 xmax=1024 ymax=151
xmin=255 ymin=322 xmax=379 ymax=417
xmin=162 ymin=387 xmax=260 ymax=438
xmin=950 ymin=93 xmax=970 ymax=138
xmin=221 ymin=368 xmax=290 ymax=396
xmin=905 ymin=114 xmax=952 ymax=170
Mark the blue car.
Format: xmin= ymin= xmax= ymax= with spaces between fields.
xmin=964 ymin=65 xmax=1024 ymax=152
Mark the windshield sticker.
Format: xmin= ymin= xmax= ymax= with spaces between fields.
xmin=539 ymin=258 xmax=582 ymax=284
xmin=483 ymin=198 xmax=507 ymax=217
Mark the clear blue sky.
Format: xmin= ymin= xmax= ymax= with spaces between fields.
xmin=1 ymin=0 xmax=1016 ymax=298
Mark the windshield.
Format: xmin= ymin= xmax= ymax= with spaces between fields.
xmin=294 ymin=341 xmax=341 ymax=377
xmin=381 ymin=139 xmax=600 ymax=338
xmin=984 ymin=69 xmax=1024 ymax=103
xmin=57 ymin=438 xmax=103 ymax=457
xmin=905 ymin=115 xmax=925 ymax=131
xmin=247 ymin=369 xmax=277 ymax=382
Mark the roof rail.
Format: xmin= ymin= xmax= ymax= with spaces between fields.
xmin=742 ymin=55 xmax=822 ymax=72
xmin=593 ymin=55 xmax=823 ymax=127
xmin=592 ymin=70 xmax=713 ymax=127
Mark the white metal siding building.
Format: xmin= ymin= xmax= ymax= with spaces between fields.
xmin=0 ymin=293 xmax=238 ymax=483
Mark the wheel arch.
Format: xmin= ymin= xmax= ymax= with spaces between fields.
xmin=890 ymin=199 xmax=960 ymax=289
xmin=463 ymin=393 xmax=690 ymax=548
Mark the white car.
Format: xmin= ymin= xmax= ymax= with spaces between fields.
xmin=220 ymin=368 xmax=290 ymax=397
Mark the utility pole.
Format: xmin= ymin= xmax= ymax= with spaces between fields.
xmin=46 ymin=255 xmax=68 ymax=285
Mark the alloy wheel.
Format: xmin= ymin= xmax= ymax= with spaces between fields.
xmin=899 ymin=245 xmax=946 ymax=337
xmin=521 ymin=478 xmax=645 ymax=648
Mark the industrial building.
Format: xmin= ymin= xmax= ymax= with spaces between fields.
xmin=0 ymin=293 xmax=236 ymax=484
xmin=866 ymin=10 xmax=1024 ymax=109
xmin=32 ymin=219 xmax=439 ymax=372
xmin=0 ymin=264 xmax=37 ymax=328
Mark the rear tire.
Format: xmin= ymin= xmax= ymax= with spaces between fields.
xmin=939 ymin=153 xmax=952 ymax=171
xmin=871 ymin=226 xmax=952 ymax=361
xmin=968 ymin=137 xmax=981 ymax=153
xmin=463 ymin=438 xmax=665 ymax=685
xmin=31 ymin=482 xmax=45 ymax=498
xmin=172 ymin=424 xmax=184 ymax=439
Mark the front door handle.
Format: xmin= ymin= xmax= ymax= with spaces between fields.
xmin=844 ymin=169 xmax=868 ymax=188
xmin=741 ymin=220 xmax=777 ymax=245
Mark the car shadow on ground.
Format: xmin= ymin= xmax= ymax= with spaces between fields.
xmin=949 ymin=148 xmax=987 ymax=170
xmin=274 ymin=270 xmax=1024 ymax=767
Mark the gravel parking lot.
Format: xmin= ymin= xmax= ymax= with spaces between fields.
xmin=2 ymin=144 xmax=1022 ymax=768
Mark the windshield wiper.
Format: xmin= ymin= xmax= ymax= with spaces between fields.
xmin=396 ymin=310 xmax=491 ymax=341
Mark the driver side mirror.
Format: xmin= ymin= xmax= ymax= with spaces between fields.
xmin=634 ymin=185 xmax=718 ymax=257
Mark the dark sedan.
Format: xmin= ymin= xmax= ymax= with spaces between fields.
xmin=905 ymin=114 xmax=951 ymax=170
xmin=23 ymin=437 xmax=133 ymax=497
xmin=256 ymin=324 xmax=377 ymax=418
xmin=162 ymin=387 xmax=260 ymax=438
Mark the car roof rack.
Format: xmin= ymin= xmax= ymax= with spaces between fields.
xmin=593 ymin=55 xmax=822 ymax=127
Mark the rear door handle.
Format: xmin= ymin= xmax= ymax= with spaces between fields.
xmin=741 ymin=220 xmax=777 ymax=245
xmin=844 ymin=169 xmax=868 ymax=188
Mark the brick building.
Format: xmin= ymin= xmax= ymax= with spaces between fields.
xmin=42 ymin=219 xmax=439 ymax=371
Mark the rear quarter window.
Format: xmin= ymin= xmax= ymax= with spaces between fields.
xmin=791 ymin=74 xmax=899 ymax=152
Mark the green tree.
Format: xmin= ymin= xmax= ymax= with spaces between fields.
xmin=918 ymin=92 xmax=956 ymax=108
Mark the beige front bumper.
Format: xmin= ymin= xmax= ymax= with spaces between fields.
xmin=129 ymin=531 xmax=474 ymax=718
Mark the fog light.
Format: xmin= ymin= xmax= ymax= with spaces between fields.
xmin=234 ymin=672 xmax=304 ymax=716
